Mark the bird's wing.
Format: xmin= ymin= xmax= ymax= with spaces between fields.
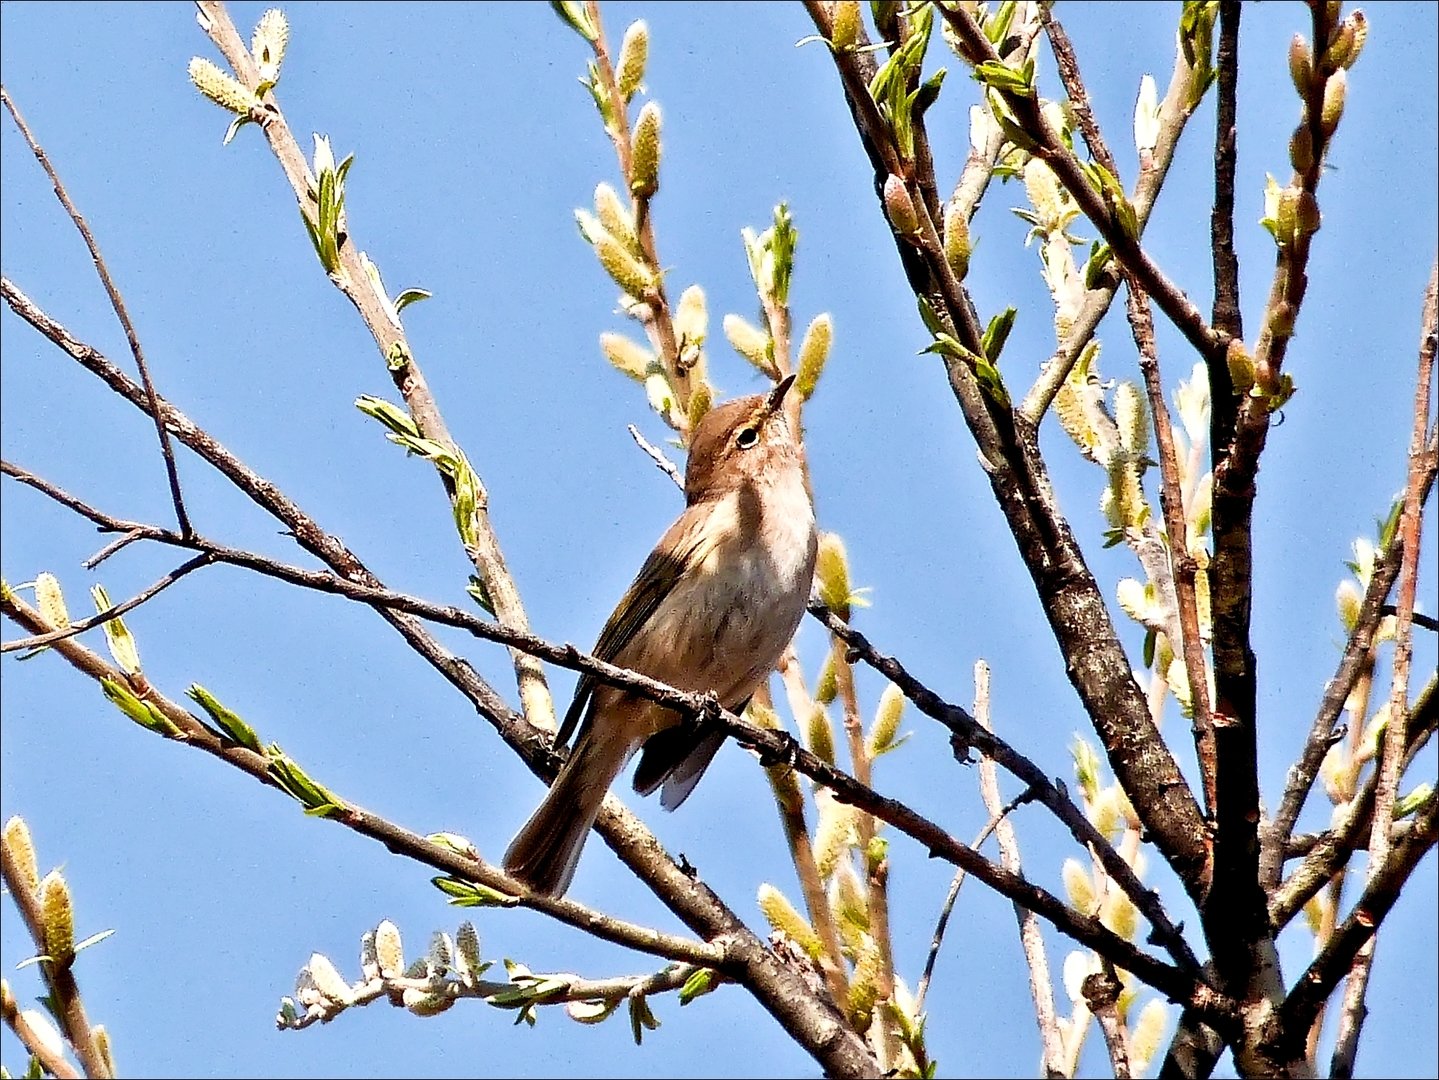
xmin=556 ymin=510 xmax=711 ymax=748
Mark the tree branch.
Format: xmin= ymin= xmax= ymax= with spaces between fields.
xmin=1 ymin=85 xmax=192 ymax=540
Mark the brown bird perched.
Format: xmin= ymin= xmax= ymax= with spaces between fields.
xmin=503 ymin=374 xmax=817 ymax=897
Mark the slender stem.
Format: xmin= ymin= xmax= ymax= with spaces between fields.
xmin=1 ymin=85 xmax=192 ymax=540
xmin=3 ymin=554 xmax=212 ymax=654
xmin=973 ymin=661 xmax=1064 ymax=1077
xmin=0 ymin=978 xmax=82 ymax=1079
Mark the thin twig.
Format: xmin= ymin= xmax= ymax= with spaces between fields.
xmin=911 ymin=791 xmax=1027 ymax=1016
xmin=627 ymin=423 xmax=683 ymax=490
xmin=0 ymin=463 xmax=1230 ymax=1021
xmin=1127 ymin=284 xmax=1217 ymax=817
xmin=971 ymin=660 xmax=1063 ymax=1077
xmin=1332 ymin=262 xmax=1438 ymax=1074
xmin=0 ymin=274 xmax=883 ymax=1078
xmin=2 ymin=553 xmax=212 ymax=654
xmin=0 ymin=979 xmax=82 ymax=1080
xmin=1083 ymin=964 xmax=1133 ymax=1079
xmin=1 ymin=85 xmax=192 ymax=540
xmin=810 ymin=603 xmax=1203 ymax=976
xmin=3 ymin=589 xmax=726 ymax=970
xmin=1277 ymin=792 xmax=1439 ymax=1038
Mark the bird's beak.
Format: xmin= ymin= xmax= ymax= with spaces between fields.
xmin=764 ymin=373 xmax=797 ymax=417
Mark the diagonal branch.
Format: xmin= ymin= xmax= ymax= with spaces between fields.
xmin=1276 ymin=791 xmax=1438 ymax=1041
xmin=0 ymin=275 xmax=880 ymax=1077
xmin=192 ymin=0 xmax=555 ymax=734
xmin=810 ymin=604 xmax=1201 ymax=976
xmin=0 ymin=462 xmax=1234 ymax=1021
xmin=1 ymin=85 xmax=193 ymax=541
xmin=1 ymin=590 xmax=724 ymax=971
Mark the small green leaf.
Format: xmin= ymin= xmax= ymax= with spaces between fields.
xmin=679 ymin=967 xmax=717 ymax=1005
xmin=187 ymin=684 xmax=263 ymax=753
xmin=394 ymin=288 xmax=432 ymax=313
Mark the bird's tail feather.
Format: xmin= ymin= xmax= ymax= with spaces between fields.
xmin=502 ymin=728 xmax=634 ymax=898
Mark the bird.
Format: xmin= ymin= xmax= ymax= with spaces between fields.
xmin=503 ymin=374 xmax=818 ymax=897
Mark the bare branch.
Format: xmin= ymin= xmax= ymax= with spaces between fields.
xmin=1 ymin=85 xmax=192 ymax=540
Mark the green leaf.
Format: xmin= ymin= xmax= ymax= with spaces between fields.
xmin=981 ymin=307 xmax=1017 ymax=362
xmin=549 ymin=0 xmax=599 ymax=42
xmin=187 ymin=684 xmax=263 ymax=753
xmin=679 ymin=967 xmax=717 ymax=1005
xmin=394 ymin=288 xmax=432 ymax=313
xmin=432 ymin=876 xmax=520 ymax=907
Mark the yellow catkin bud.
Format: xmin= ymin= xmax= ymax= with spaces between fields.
xmin=1290 ymin=124 xmax=1315 ymax=173
xmin=1129 ymin=999 xmax=1169 ymax=1074
xmin=94 ymin=1024 xmax=117 ymax=1078
xmin=1320 ymin=70 xmax=1346 ymax=134
xmin=188 ymin=57 xmax=260 ymax=115
xmin=631 ymin=102 xmax=662 ymax=198
xmin=40 ymin=870 xmax=74 ymax=966
xmin=814 ymin=652 xmax=839 ymax=705
xmin=594 ymin=231 xmax=655 ymax=298
xmin=616 ymin=20 xmax=649 ymax=101
xmin=374 ymin=919 xmax=404 ymax=979
xmin=943 ymin=200 xmax=971 ymax=281
xmin=594 ymin=182 xmax=642 ymax=256
xmin=812 ymin=799 xmax=853 ymax=879
xmin=867 ymin=684 xmax=904 ymax=758
xmin=2 ymin=817 xmax=39 ymax=896
xmin=807 ymin=705 xmax=836 ymax=767
xmin=795 ymin=313 xmax=832 ymax=401
xmin=687 ymin=380 xmax=713 ymax=432
xmin=1288 ymin=35 xmax=1313 ymax=92
xmin=1332 ymin=11 xmax=1366 ymax=70
xmin=1114 ymin=381 xmax=1148 ymax=457
xmin=455 ymin=921 xmax=482 ymax=982
xmin=251 ymin=8 xmax=289 ymax=83
xmin=645 ymin=371 xmax=677 ymax=425
xmin=1101 ymin=889 xmax=1139 ymax=941
xmin=831 ymin=0 xmax=861 ymax=51
xmin=747 ymin=700 xmax=781 ymax=730
xmin=815 ymin=532 xmax=852 ymax=621
xmin=882 ymin=175 xmax=919 ymax=236
xmin=1335 ymin=579 xmax=1362 ymax=633
xmin=1071 ymin=741 xmax=1103 ymax=802
xmin=1023 ymin=158 xmax=1064 ymax=229
xmin=830 ymin=864 xmax=869 ymax=937
xmin=599 ymin=332 xmax=655 ymax=381
xmin=1062 ymin=858 xmax=1095 ymax=912
xmin=35 ymin=572 xmax=69 ymax=629
xmin=757 ymin=884 xmax=823 ymax=958
xmin=1115 ymin=578 xmax=1150 ymax=627
xmin=674 ymin=284 xmax=708 ymax=346
xmin=848 ymin=938 xmax=883 ymax=1027
xmin=723 ymin=314 xmax=774 ymax=374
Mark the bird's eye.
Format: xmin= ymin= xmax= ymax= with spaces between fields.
xmin=735 ymin=426 xmax=759 ymax=449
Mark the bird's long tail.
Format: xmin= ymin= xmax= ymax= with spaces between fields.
xmin=502 ymin=726 xmax=635 ymax=898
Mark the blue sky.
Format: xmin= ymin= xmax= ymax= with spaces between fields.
xmin=2 ymin=2 xmax=1435 ymax=1077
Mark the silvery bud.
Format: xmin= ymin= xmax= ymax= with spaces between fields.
xmin=1288 ymin=35 xmax=1313 ymax=92
xmin=883 ymin=175 xmax=920 ymax=236
xmin=1320 ymin=70 xmax=1346 ymax=135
